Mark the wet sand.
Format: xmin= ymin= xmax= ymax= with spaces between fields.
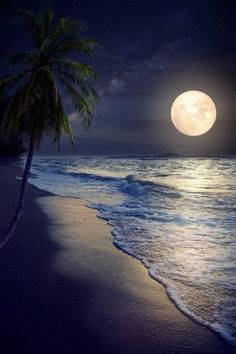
xmin=0 ymin=159 xmax=234 ymax=354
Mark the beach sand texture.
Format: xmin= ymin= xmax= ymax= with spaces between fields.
xmin=0 ymin=160 xmax=234 ymax=354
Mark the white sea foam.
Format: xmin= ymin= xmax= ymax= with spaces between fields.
xmin=28 ymin=156 xmax=236 ymax=347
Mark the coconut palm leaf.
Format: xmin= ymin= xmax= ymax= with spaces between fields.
xmin=54 ymin=39 xmax=99 ymax=56
xmin=6 ymin=52 xmax=36 ymax=68
xmin=18 ymin=9 xmax=44 ymax=48
xmin=0 ymin=7 xmax=99 ymax=248
xmin=59 ymin=76 xmax=98 ymax=125
xmin=0 ymin=73 xmax=26 ymax=97
xmin=56 ymin=59 xmax=98 ymax=80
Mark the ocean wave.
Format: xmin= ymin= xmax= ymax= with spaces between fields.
xmin=111 ymin=229 xmax=236 ymax=347
xmin=29 ymin=156 xmax=236 ymax=348
xmin=48 ymin=169 xmax=182 ymax=198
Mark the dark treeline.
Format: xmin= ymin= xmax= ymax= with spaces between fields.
xmin=0 ymin=97 xmax=24 ymax=157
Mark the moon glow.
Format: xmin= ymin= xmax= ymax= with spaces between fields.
xmin=171 ymin=90 xmax=217 ymax=136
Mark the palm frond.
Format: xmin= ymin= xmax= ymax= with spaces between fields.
xmin=52 ymin=39 xmax=99 ymax=56
xmin=1 ymin=72 xmax=39 ymax=137
xmin=0 ymin=73 xmax=26 ymax=95
xmin=43 ymin=7 xmax=54 ymax=38
xmin=52 ymin=16 xmax=85 ymax=38
xmin=37 ymin=37 xmax=53 ymax=58
xmin=18 ymin=9 xmax=44 ymax=48
xmin=80 ymin=82 xmax=99 ymax=124
xmin=6 ymin=52 xmax=36 ymax=69
xmin=18 ymin=72 xmax=36 ymax=111
xmin=60 ymin=77 xmax=98 ymax=126
xmin=52 ymin=94 xmax=74 ymax=149
xmin=1 ymin=87 xmax=25 ymax=135
xmin=2 ymin=7 xmax=99 ymax=151
xmin=55 ymin=59 xmax=98 ymax=81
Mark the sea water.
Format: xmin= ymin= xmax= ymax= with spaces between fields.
xmin=28 ymin=156 xmax=236 ymax=346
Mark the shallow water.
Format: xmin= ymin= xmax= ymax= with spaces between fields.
xmin=29 ymin=156 xmax=236 ymax=346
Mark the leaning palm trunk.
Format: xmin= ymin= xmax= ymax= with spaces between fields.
xmin=0 ymin=136 xmax=34 ymax=250
xmin=0 ymin=8 xmax=99 ymax=251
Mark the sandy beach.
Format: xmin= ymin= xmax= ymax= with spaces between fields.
xmin=0 ymin=159 xmax=234 ymax=354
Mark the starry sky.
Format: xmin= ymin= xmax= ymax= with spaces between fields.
xmin=0 ymin=0 xmax=236 ymax=155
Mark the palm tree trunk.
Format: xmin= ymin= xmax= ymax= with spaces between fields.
xmin=0 ymin=135 xmax=35 ymax=250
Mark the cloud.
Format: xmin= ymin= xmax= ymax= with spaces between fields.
xmin=109 ymin=77 xmax=126 ymax=92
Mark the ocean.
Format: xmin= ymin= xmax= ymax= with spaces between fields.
xmin=28 ymin=156 xmax=236 ymax=346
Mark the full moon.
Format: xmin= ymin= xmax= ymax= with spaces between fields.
xmin=171 ymin=90 xmax=217 ymax=136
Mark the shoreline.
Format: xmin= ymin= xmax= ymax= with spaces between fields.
xmin=87 ymin=207 xmax=236 ymax=348
xmin=0 ymin=159 xmax=235 ymax=353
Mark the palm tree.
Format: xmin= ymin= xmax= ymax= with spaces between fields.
xmin=0 ymin=7 xmax=99 ymax=249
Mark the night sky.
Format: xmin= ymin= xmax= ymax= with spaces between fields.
xmin=0 ymin=0 xmax=236 ymax=155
